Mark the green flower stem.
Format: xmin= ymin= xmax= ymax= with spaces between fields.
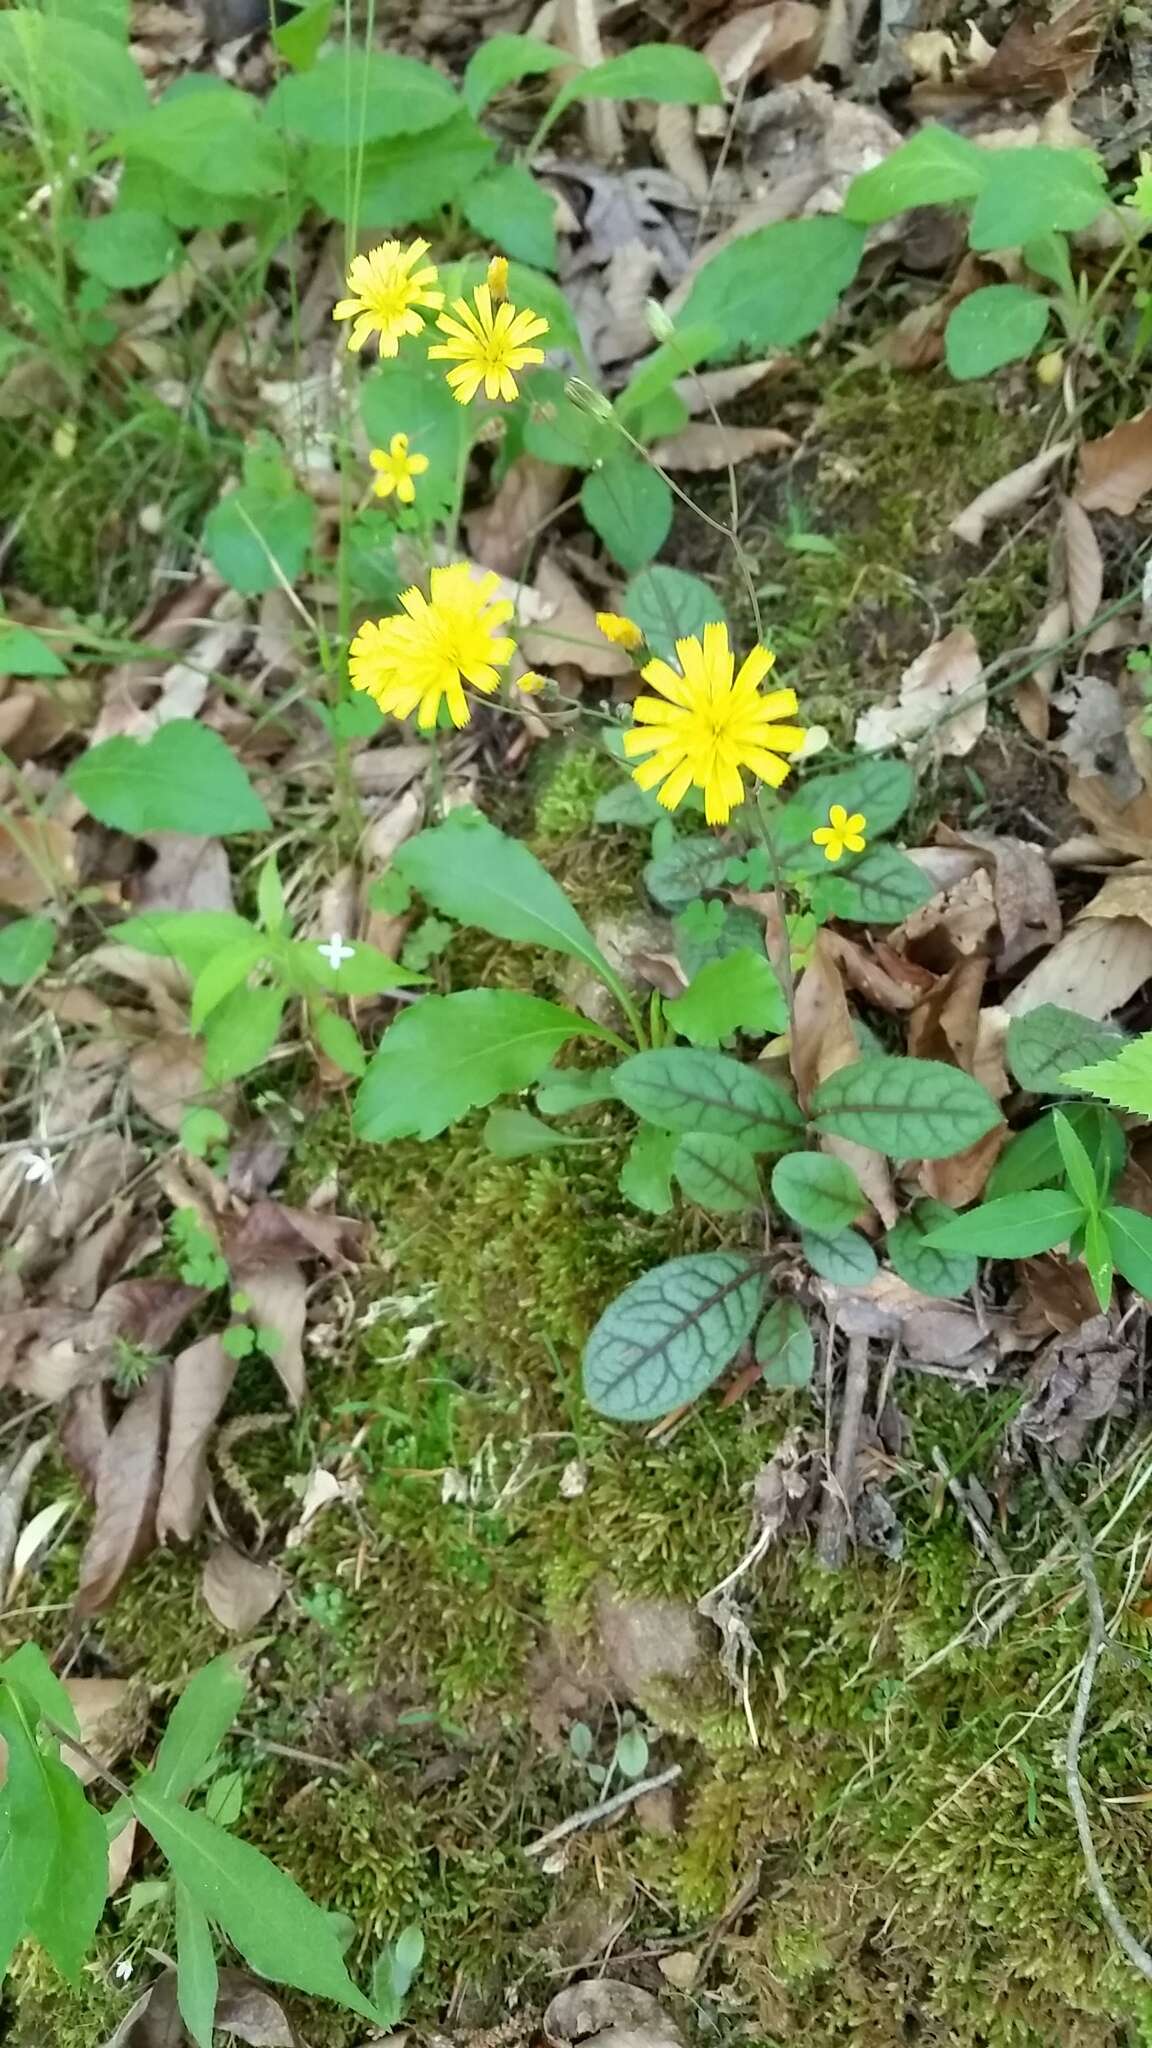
xmin=752 ymin=799 xmax=798 ymax=1044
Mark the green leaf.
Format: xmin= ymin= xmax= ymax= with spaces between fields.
xmin=203 ymin=986 xmax=285 ymax=1085
xmin=679 ymin=215 xmax=865 ymax=360
xmin=0 ymin=1798 xmax=26 ymax=1983
xmin=1023 ymin=230 xmax=1074 ymax=291
xmin=924 ymin=1189 xmax=1086 ymax=1257
xmin=613 ymin=1047 xmax=803 ymax=1153
xmin=945 ymin=285 xmax=1049 ymax=380
xmin=1006 ymin=1005 xmax=1126 ymax=1095
xmin=464 ymin=163 xmax=557 ymax=271
xmin=673 ymin=900 xmax=766 ymax=979
xmin=132 ymin=1782 xmax=379 ymax=2021
xmin=1061 ymin=1031 xmax=1152 ymax=1115
xmin=0 ymin=10 xmax=148 ymax=130
xmin=271 ymin=0 xmax=334 ymax=69
xmin=665 ymin=949 xmax=787 ymax=1045
xmin=0 ymin=1687 xmax=107 ymax=1982
xmin=886 ymin=1199 xmax=977 ymax=1299
xmin=615 ymin=323 xmax=727 ymax=423
xmin=553 ymin=44 xmax=721 ymax=128
xmin=175 ymin=1884 xmax=218 ymax=2048
xmin=987 ymin=1104 xmax=1126 ymax=1200
xmin=618 ymin=1125 xmax=678 ymax=1213
xmin=267 ymin=48 xmax=459 ymax=143
xmin=0 ymin=621 xmax=67 ymax=677
xmin=151 ymin=1654 xmax=248 ymax=1804
xmin=536 ymin=1066 xmax=618 ymax=1114
xmin=968 ymin=146 xmax=1106 ymax=251
xmin=180 ymin=1106 xmax=230 ymax=1159
xmin=66 ymin=722 xmax=270 ymax=836
xmin=1052 ymin=1108 xmax=1103 ymax=1215
xmin=289 ymin=938 xmax=421 ymax=997
xmin=0 ymin=915 xmax=54 ymax=986
xmin=810 ymin=1057 xmax=1002 ymax=1160
xmin=360 ymin=358 xmax=467 ymax=513
xmin=394 ymin=809 xmax=616 ymax=983
xmin=581 ymin=458 xmax=672 ymax=571
xmin=355 ymin=990 xmax=604 ymax=1142
xmin=119 ymin=82 xmax=286 ymax=197
xmin=190 ymin=937 xmax=266 ymax=1031
xmin=673 ymin=1131 xmax=760 ymax=1212
xmin=71 ymin=207 xmax=180 ymax=288
xmin=772 ymin=757 xmax=914 ymax=859
xmin=312 ymin=1006 xmax=367 ymax=1077
xmin=112 ymin=910 xmax=257 ymax=978
xmin=810 ymin=845 xmax=933 ymax=925
xmin=594 ymin=779 xmax=664 ymax=828
xmin=755 ymin=1298 xmax=814 ymax=1389
xmin=522 ymin=368 xmax=615 ymax=466
xmin=483 ymin=1107 xmax=576 ymax=1158
xmin=0 ymin=1643 xmax=79 ymax=1732
xmin=644 ymin=833 xmax=733 ymax=910
xmin=1082 ymin=1209 xmax=1114 ymax=1311
xmin=623 ymin=563 xmax=724 ymax=661
xmin=205 ymin=455 xmax=314 ymax=596
xmin=800 ymin=1227 xmax=879 ymax=1284
xmin=307 ymin=113 xmax=495 ymax=227
xmin=771 ymin=1152 xmax=866 ymax=1233
xmin=463 ymin=32 xmax=569 ymax=115
xmin=1104 ymin=1205 xmax=1152 ymax=1296
xmin=844 ymin=125 xmax=988 ymax=224
xmin=583 ymin=1251 xmax=764 ymax=1422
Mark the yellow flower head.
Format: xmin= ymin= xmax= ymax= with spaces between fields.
xmin=596 ymin=611 xmax=643 ymax=651
xmin=1135 ymin=150 xmax=1152 ymax=219
xmin=429 ymin=283 xmax=549 ymax=405
xmin=486 ymin=255 xmax=509 ymax=301
xmin=515 ymin=669 xmax=547 ymax=693
xmin=348 ymin=562 xmax=515 ymax=730
xmin=369 ymin=433 xmax=429 ymax=505
xmin=623 ymin=623 xmax=806 ymax=827
xmin=812 ymin=803 xmax=867 ymax=863
xmin=334 ymin=238 xmax=443 ymax=356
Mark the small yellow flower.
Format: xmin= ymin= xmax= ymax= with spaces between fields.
xmin=348 ymin=561 xmax=515 ymax=730
xmin=369 ymin=433 xmax=429 ymax=505
xmin=333 ymin=238 xmax=443 ymax=356
xmin=596 ymin=611 xmax=643 ymax=651
xmin=1134 ymin=150 xmax=1152 ymax=219
xmin=812 ymin=803 xmax=867 ymax=863
xmin=486 ymin=255 xmax=509 ymax=301
xmin=624 ymin=623 xmax=806 ymax=827
xmin=429 ymin=282 xmax=549 ymax=405
xmin=515 ymin=669 xmax=547 ymax=693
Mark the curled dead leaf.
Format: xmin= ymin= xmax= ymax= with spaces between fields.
xmin=950 ymin=439 xmax=1072 ymax=546
xmin=855 ymin=628 xmax=985 ymax=759
xmin=520 ymin=558 xmax=632 ymax=680
xmin=201 ymin=1541 xmax=285 ymax=1633
xmin=648 ymin=423 xmax=794 ymax=470
xmin=156 ymin=1336 xmax=236 ymax=1544
xmin=1076 ymin=409 xmax=1152 ymax=516
xmin=703 ymin=2 xmax=823 ymax=86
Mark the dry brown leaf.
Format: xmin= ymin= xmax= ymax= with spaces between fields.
xmin=232 ymin=1261 xmax=306 ymax=1405
xmin=653 ymin=102 xmax=710 ymax=199
xmin=546 ymin=1979 xmax=685 ymax=2048
xmin=468 ymin=455 xmax=570 ymax=576
xmin=673 ymin=358 xmax=792 ymax=415
xmin=944 ymin=829 xmax=1062 ymax=973
xmin=108 ymin=1815 xmax=138 ymax=1896
xmin=101 ymin=1968 xmax=298 ymax=2048
xmin=223 ymin=1201 xmax=365 ymax=1269
xmin=201 ymin=1541 xmax=285 ymax=1633
xmin=791 ymin=934 xmax=897 ymax=1224
xmin=1005 ymin=915 xmax=1152 ymax=1019
xmin=895 ymin=865 xmax=998 ymax=969
xmin=1076 ymin=410 xmax=1152 ymax=516
xmin=1067 ymin=772 xmax=1152 ymax=858
xmin=75 ymin=1366 xmax=168 ymax=1615
xmin=156 ymin=1336 xmax=235 ymax=1544
xmin=971 ymin=0 xmax=1107 ymax=102
xmin=133 ymin=835 xmax=234 ymax=916
xmin=704 ymin=1 xmax=823 ymax=86
xmin=1061 ymin=497 xmax=1103 ymax=633
xmin=59 ymin=1384 xmax=111 ymax=1498
xmin=0 ymin=814 xmax=77 ymax=909
xmin=950 ymin=439 xmax=1072 ymax=546
xmin=647 ymin=423 xmax=794 ymax=471
xmin=1078 ymin=869 xmax=1152 ymax=927
xmin=1015 ymin=598 xmax=1070 ymax=740
xmin=129 ymin=1035 xmax=218 ymax=1134
xmin=7 ymin=1278 xmax=201 ymax=1403
xmin=520 ymin=557 xmax=631 ymax=679
xmin=823 ymin=931 xmax=935 ymax=1012
xmin=855 ymin=628 xmax=985 ymax=759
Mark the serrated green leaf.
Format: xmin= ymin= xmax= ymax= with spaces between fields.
xmin=1006 ymin=1005 xmax=1127 ymax=1095
xmin=307 ymin=113 xmax=495 ymax=227
xmin=665 ymin=948 xmax=786 ymax=1045
xmin=771 ymin=1152 xmax=866 ymax=1232
xmin=271 ymin=0 xmax=333 ymax=69
xmin=394 ymin=809 xmax=615 ymax=983
xmin=924 ymin=1189 xmax=1086 ymax=1257
xmin=613 ymin=1047 xmax=803 ymax=1153
xmin=1104 ymin=1205 xmax=1152 ymax=1296
xmin=312 ymin=1006 xmax=367 ymax=1077
xmin=618 ymin=1124 xmax=679 ymax=1213
xmin=66 ymin=722 xmax=270 ymax=836
xmin=843 ymin=124 xmax=987 ymax=224
xmin=809 ymin=1057 xmax=1002 ymax=1160
xmin=119 ymin=82 xmax=285 ymax=198
xmin=267 ymin=48 xmax=459 ymax=143
xmin=0 ymin=1686 xmax=107 ymax=1982
xmin=176 ymin=1884 xmax=218 ymax=2048
xmin=673 ymin=1131 xmax=760 ymax=1212
xmin=1062 ymin=1031 xmax=1152 ymax=1115
xmin=360 ymin=357 xmax=468 ymax=512
xmin=583 ymin=1252 xmax=764 ymax=1421
xmin=754 ymin=1298 xmax=814 ymax=1388
xmin=581 ymin=458 xmax=672 ymax=571
xmin=463 ymin=32 xmax=569 ymax=114
xmin=0 ymin=915 xmax=54 ymax=986
xmin=623 ymin=563 xmax=724 ymax=661
xmin=483 ymin=1107 xmax=576 ymax=1158
xmin=112 ymin=910 xmax=257 ymax=977
xmin=679 ymin=215 xmax=865 ymax=360
xmin=800 ymin=1227 xmax=878 ymax=1284
xmin=132 ymin=1782 xmax=379 ymax=2021
xmin=644 ymin=833 xmax=733 ymax=909
xmin=151 ymin=1655 xmax=248 ymax=1805
xmin=355 ymin=990 xmax=606 ymax=1142
xmin=886 ymin=1199 xmax=976 ymax=1298
xmin=203 ymin=986 xmax=285 ymax=1086
xmin=810 ymin=845 xmax=933 ymax=925
xmin=464 ymin=163 xmax=557 ymax=270
xmin=0 ymin=9 xmax=148 ymax=130
xmin=0 ymin=621 xmax=67 ymax=677
xmin=968 ymin=146 xmax=1105 ymax=251
xmin=205 ymin=469 xmax=314 ymax=597
xmin=71 ymin=207 xmax=180 ymax=288
xmin=945 ymin=285 xmax=1049 ymax=380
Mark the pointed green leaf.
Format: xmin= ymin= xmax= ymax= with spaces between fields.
xmin=175 ymin=1884 xmax=218 ymax=2048
xmin=923 ymin=1189 xmax=1086 ymax=1257
xmin=1062 ymin=1031 xmax=1152 ymax=1115
xmin=463 ymin=32 xmax=568 ymax=115
xmin=290 ymin=938 xmax=423 ymax=996
xmin=190 ymin=937 xmax=266 ymax=1031
xmin=673 ymin=1131 xmax=760 ymax=1212
xmin=680 ymin=215 xmax=865 ymax=360
xmin=583 ymin=1252 xmax=764 ymax=1421
xmin=0 ymin=1644 xmax=78 ymax=1731
xmin=844 ymin=124 xmax=987 ymax=223
xmin=771 ymin=1152 xmax=866 ymax=1233
xmin=1104 ymin=1205 xmax=1152 ymax=1297
xmin=614 ymin=1047 xmax=803 ymax=1153
xmin=886 ymin=1199 xmax=976 ymax=1298
xmin=151 ymin=1655 xmax=247 ymax=1805
xmin=66 ymin=722 xmax=270 ymax=836
xmin=271 ymin=0 xmax=334 ymax=69
xmin=0 ymin=622 xmax=67 ymax=676
xmin=754 ymin=1298 xmax=814 ymax=1388
xmin=809 ymin=1057 xmax=1001 ymax=1160
xmin=945 ymin=285 xmax=1049 ymax=379
xmin=464 ymin=163 xmax=558 ymax=271
xmin=1082 ymin=1209 xmax=1114 ymax=1311
xmin=202 ymin=986 xmax=285 ymax=1086
xmin=665 ymin=949 xmax=787 ymax=1045
xmin=394 ymin=810 xmax=615 ymax=982
xmin=356 ymin=991 xmax=606 ymax=1142
xmin=986 ymin=1104 xmax=1126 ymax=1199
xmin=618 ymin=1125 xmax=678 ymax=1213
xmin=536 ymin=1066 xmax=618 ymax=1115
xmin=1052 ymin=1109 xmax=1103 ymax=1215
xmin=112 ymin=910 xmax=257 ymax=976
xmin=1006 ymin=1004 xmax=1127 ymax=1095
xmin=483 ymin=1107 xmax=577 ymax=1158
xmin=552 ymin=43 xmax=721 ymax=125
xmin=0 ymin=1688 xmax=107 ymax=1981
xmin=312 ymin=1005 xmax=368 ymax=1078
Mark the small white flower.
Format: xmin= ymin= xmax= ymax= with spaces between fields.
xmin=17 ymin=1149 xmax=53 ymax=1186
xmin=559 ymin=1458 xmax=587 ymax=1500
xmin=113 ymin=1959 xmax=134 ymax=1983
xmin=317 ymin=931 xmax=356 ymax=970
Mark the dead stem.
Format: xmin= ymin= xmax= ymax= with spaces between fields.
xmin=816 ymin=1332 xmax=870 ymax=1570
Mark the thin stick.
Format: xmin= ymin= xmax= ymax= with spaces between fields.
xmin=931 ymin=1446 xmax=1013 ymax=1578
xmin=523 ymin=1763 xmax=682 ymax=1857
xmin=234 ymin=1728 xmax=355 ymax=1776
xmin=816 ymin=1333 xmax=869 ymax=1570
xmin=1040 ymin=1456 xmax=1152 ymax=1982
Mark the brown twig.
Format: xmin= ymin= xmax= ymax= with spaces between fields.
xmin=523 ymin=1764 xmax=682 ymax=1858
xmin=816 ymin=1333 xmax=870 ymax=1570
xmin=931 ymin=1446 xmax=1013 ymax=1578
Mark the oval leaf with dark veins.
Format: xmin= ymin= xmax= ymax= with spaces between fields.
xmin=771 ymin=1152 xmax=867 ymax=1233
xmin=614 ymin=1048 xmax=803 ymax=1154
xmin=1005 ymin=1004 xmax=1127 ymax=1096
xmin=673 ymin=1131 xmax=760 ymax=1212
xmin=754 ymin=1298 xmax=814 ymax=1389
xmin=809 ymin=1057 xmax=1001 ymax=1160
xmin=886 ymin=1199 xmax=976 ymax=1299
xmin=583 ymin=1253 xmax=765 ymax=1422
xmin=800 ymin=1227 xmax=879 ymax=1284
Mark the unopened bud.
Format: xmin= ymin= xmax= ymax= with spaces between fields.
xmin=1035 ymin=349 xmax=1065 ymax=387
xmin=645 ymin=297 xmax=675 ymax=343
xmin=565 ymin=378 xmax=615 ymax=422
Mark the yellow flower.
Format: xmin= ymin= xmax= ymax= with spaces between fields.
xmin=333 ymin=238 xmax=443 ymax=356
xmin=596 ymin=611 xmax=643 ymax=651
xmin=812 ymin=803 xmax=867 ymax=863
xmin=623 ymin=622 xmax=806 ymax=827
xmin=429 ymin=282 xmax=549 ymax=404
xmin=369 ymin=433 xmax=429 ymax=505
xmin=348 ymin=562 xmax=515 ymax=730
xmin=486 ymin=255 xmax=509 ymax=301
xmin=515 ymin=669 xmax=547 ymax=693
